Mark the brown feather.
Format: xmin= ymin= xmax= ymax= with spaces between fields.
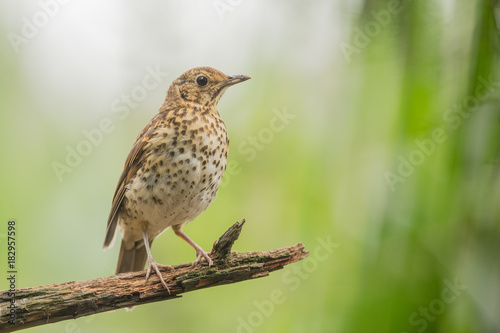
xmin=103 ymin=117 xmax=160 ymax=249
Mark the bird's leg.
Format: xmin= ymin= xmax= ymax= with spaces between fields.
xmin=172 ymin=225 xmax=213 ymax=266
xmin=141 ymin=230 xmax=174 ymax=291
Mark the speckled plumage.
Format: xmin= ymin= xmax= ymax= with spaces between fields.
xmin=103 ymin=67 xmax=250 ymax=290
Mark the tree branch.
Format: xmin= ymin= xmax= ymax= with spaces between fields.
xmin=0 ymin=220 xmax=309 ymax=332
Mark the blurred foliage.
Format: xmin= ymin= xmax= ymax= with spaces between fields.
xmin=0 ymin=1 xmax=499 ymax=332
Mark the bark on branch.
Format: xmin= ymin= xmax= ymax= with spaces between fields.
xmin=0 ymin=220 xmax=309 ymax=332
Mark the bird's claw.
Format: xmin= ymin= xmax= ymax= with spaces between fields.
xmin=145 ymin=257 xmax=174 ymax=292
xmin=192 ymin=249 xmax=213 ymax=267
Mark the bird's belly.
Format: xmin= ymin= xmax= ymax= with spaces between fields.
xmin=119 ymin=143 xmax=226 ymax=241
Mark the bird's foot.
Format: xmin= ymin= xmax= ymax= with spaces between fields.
xmin=145 ymin=257 xmax=174 ymax=292
xmin=192 ymin=249 xmax=213 ymax=267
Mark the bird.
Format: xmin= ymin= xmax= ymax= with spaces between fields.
xmin=103 ymin=67 xmax=250 ymax=290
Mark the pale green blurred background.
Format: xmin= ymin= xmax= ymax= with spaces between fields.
xmin=1 ymin=1 xmax=499 ymax=332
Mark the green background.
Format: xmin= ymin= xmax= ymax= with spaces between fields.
xmin=1 ymin=1 xmax=499 ymax=332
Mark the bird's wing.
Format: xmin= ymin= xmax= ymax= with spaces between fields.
xmin=102 ymin=116 xmax=160 ymax=249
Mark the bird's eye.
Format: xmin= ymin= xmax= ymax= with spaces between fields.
xmin=196 ymin=76 xmax=208 ymax=86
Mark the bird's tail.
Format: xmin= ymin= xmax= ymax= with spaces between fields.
xmin=116 ymin=239 xmax=151 ymax=274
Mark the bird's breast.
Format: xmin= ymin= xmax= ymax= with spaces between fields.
xmin=120 ymin=111 xmax=228 ymax=239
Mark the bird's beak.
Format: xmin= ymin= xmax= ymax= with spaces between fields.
xmin=223 ymin=74 xmax=251 ymax=87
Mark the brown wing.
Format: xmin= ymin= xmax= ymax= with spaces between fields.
xmin=102 ymin=116 xmax=160 ymax=249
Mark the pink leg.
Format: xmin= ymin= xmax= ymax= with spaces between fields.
xmin=172 ymin=225 xmax=213 ymax=266
xmin=142 ymin=230 xmax=174 ymax=291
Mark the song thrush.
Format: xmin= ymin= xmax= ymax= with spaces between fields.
xmin=103 ymin=67 xmax=250 ymax=290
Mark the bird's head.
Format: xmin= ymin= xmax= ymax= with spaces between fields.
xmin=164 ymin=67 xmax=250 ymax=109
